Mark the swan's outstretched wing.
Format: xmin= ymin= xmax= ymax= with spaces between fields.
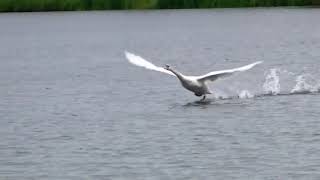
xmin=196 ymin=61 xmax=263 ymax=82
xmin=125 ymin=51 xmax=175 ymax=76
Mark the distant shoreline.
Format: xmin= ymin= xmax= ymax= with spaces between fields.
xmin=0 ymin=0 xmax=319 ymax=13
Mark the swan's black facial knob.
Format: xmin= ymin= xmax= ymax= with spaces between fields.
xmin=165 ymin=64 xmax=170 ymax=70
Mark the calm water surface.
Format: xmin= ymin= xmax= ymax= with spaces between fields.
xmin=1 ymin=8 xmax=320 ymax=179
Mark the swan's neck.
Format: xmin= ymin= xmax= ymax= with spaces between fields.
xmin=168 ymin=68 xmax=186 ymax=81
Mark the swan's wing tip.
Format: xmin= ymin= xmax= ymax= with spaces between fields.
xmin=253 ymin=61 xmax=263 ymax=66
xmin=124 ymin=51 xmax=132 ymax=57
xmin=248 ymin=61 xmax=263 ymax=68
xmin=125 ymin=51 xmax=138 ymax=62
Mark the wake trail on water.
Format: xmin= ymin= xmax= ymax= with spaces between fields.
xmin=211 ymin=68 xmax=320 ymax=101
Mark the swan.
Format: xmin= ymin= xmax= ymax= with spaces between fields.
xmin=125 ymin=51 xmax=262 ymax=100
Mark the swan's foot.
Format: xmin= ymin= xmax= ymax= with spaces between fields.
xmin=201 ymin=95 xmax=206 ymax=101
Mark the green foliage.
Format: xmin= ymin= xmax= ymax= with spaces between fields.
xmin=0 ymin=0 xmax=317 ymax=12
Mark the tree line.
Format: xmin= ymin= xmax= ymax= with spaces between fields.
xmin=0 ymin=0 xmax=318 ymax=12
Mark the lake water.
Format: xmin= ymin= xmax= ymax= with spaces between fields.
xmin=1 ymin=8 xmax=320 ymax=180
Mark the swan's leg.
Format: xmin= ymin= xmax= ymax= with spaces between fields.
xmin=201 ymin=95 xmax=206 ymax=101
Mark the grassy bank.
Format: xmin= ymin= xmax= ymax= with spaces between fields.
xmin=0 ymin=0 xmax=319 ymax=12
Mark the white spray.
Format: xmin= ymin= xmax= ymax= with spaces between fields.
xmin=238 ymin=90 xmax=254 ymax=99
xmin=263 ymin=68 xmax=281 ymax=95
xmin=291 ymin=74 xmax=319 ymax=93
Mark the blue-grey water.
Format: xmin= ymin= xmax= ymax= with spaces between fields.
xmin=1 ymin=8 xmax=320 ymax=179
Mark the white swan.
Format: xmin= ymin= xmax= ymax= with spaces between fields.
xmin=125 ymin=51 xmax=262 ymax=100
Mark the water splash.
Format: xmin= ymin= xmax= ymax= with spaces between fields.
xmin=213 ymin=90 xmax=230 ymax=99
xmin=291 ymin=74 xmax=319 ymax=93
xmin=238 ymin=90 xmax=254 ymax=99
xmin=206 ymin=68 xmax=320 ymax=103
xmin=263 ymin=68 xmax=280 ymax=95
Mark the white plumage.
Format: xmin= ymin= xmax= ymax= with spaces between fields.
xmin=125 ymin=51 xmax=262 ymax=100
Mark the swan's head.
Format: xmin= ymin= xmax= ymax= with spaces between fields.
xmin=194 ymin=92 xmax=203 ymax=97
xmin=164 ymin=64 xmax=170 ymax=70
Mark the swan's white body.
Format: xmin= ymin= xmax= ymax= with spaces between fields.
xmin=125 ymin=51 xmax=262 ymax=99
